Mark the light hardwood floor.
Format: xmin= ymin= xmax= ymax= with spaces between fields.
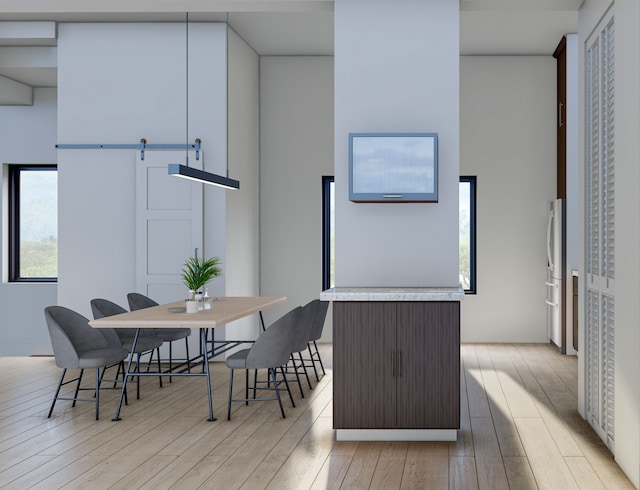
xmin=0 ymin=344 xmax=634 ymax=489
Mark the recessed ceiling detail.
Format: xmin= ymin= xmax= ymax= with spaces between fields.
xmin=0 ymin=1 xmax=581 ymax=90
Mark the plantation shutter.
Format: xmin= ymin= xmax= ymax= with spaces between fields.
xmin=602 ymin=294 xmax=615 ymax=447
xmin=585 ymin=11 xmax=615 ymax=453
xmin=586 ymin=289 xmax=599 ymax=423
xmin=586 ymin=38 xmax=599 ymax=278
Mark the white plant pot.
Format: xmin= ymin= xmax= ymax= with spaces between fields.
xmin=185 ymin=300 xmax=199 ymax=314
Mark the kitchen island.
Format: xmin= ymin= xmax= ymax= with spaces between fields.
xmin=320 ymin=287 xmax=464 ymax=441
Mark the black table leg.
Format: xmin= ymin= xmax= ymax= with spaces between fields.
xmin=113 ymin=328 xmax=139 ymax=421
xmin=202 ymin=328 xmax=216 ymax=421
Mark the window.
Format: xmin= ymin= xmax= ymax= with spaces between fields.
xmin=323 ymin=175 xmax=475 ymax=293
xmin=322 ymin=176 xmax=335 ymax=290
xmin=8 ymin=165 xmax=58 ymax=282
xmin=460 ymin=176 xmax=476 ymax=294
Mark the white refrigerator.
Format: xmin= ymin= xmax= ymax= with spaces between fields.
xmin=546 ymin=199 xmax=565 ymax=351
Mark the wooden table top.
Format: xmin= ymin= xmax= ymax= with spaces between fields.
xmin=89 ymin=296 xmax=286 ymax=329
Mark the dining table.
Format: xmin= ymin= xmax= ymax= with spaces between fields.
xmin=89 ymin=295 xmax=286 ymax=422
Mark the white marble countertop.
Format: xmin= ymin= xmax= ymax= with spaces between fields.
xmin=320 ymin=286 xmax=465 ymax=302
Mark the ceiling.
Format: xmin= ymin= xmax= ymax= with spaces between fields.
xmin=0 ymin=0 xmax=582 ymax=90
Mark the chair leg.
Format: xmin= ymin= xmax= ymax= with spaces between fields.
xmin=98 ymin=366 xmax=109 ymax=389
xmin=146 ymin=350 xmax=153 ymax=372
xmin=169 ymin=341 xmax=173 ymax=383
xmin=72 ymin=369 xmax=84 ymax=407
xmin=253 ymin=369 xmax=258 ymax=400
xmin=114 ymin=362 xmax=123 ymax=388
xmin=280 ymin=366 xmax=295 ymax=408
xmin=314 ymin=340 xmax=326 ymax=375
xmin=245 ymin=369 xmax=249 ymax=405
xmin=94 ymin=368 xmax=100 ymax=420
xmin=290 ymin=354 xmax=304 ymax=398
xmin=154 ymin=348 xmax=163 ymax=388
xmin=271 ymin=368 xmax=286 ymax=418
xmin=48 ymin=368 xmax=67 ymax=418
xmin=185 ymin=337 xmax=191 ymax=373
xmin=136 ymin=353 xmax=141 ymax=400
xmin=227 ymin=369 xmax=234 ymax=420
xmin=308 ymin=344 xmax=320 ymax=382
xmin=299 ymin=351 xmax=312 ymax=390
xmin=144 ymin=348 xmax=162 ymax=388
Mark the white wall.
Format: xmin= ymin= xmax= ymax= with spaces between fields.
xmin=0 ymin=87 xmax=58 ymax=355
xmin=334 ymin=0 xmax=460 ymax=288
xmin=578 ymin=0 xmax=640 ymax=486
xmin=57 ymin=23 xmax=228 ymax=357
xmin=460 ymin=56 xmax=556 ymax=343
xmin=259 ymin=56 xmax=334 ymax=335
xmin=223 ymin=29 xmax=261 ymax=344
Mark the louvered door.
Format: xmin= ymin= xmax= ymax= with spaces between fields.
xmin=585 ymin=10 xmax=615 ymax=452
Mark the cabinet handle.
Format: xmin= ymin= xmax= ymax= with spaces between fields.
xmin=559 ymin=102 xmax=564 ymax=128
xmin=391 ymin=350 xmax=395 ymax=377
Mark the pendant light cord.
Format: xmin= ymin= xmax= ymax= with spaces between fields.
xmin=225 ymin=12 xmax=229 ymax=179
xmin=185 ymin=12 xmax=189 ymax=167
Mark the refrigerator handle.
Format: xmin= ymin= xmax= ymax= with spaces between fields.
xmin=546 ymin=209 xmax=554 ymax=272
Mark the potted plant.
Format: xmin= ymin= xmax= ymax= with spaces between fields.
xmin=181 ymin=255 xmax=222 ymax=313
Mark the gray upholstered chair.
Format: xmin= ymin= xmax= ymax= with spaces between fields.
xmin=285 ymin=299 xmax=319 ymax=396
xmin=91 ymin=298 xmax=164 ymax=398
xmin=126 ymin=292 xmax=191 ymax=381
xmin=306 ymin=300 xmax=329 ymax=381
xmin=226 ymin=306 xmax=302 ymax=420
xmin=45 ymin=305 xmax=129 ymax=420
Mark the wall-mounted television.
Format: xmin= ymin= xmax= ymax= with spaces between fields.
xmin=349 ymin=132 xmax=438 ymax=203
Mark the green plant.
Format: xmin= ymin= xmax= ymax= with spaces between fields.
xmin=181 ymin=256 xmax=222 ymax=298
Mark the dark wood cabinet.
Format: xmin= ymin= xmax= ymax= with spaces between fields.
xmin=333 ymin=302 xmax=396 ymax=428
xmin=333 ymin=301 xmax=460 ymax=430
xmin=554 ymin=36 xmax=567 ymax=200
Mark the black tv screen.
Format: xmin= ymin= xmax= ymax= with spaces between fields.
xmin=349 ymin=133 xmax=438 ymax=202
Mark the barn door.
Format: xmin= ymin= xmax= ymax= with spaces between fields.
xmin=135 ymin=150 xmax=203 ymax=303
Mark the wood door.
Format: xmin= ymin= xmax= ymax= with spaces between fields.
xmin=395 ymin=302 xmax=460 ymax=428
xmin=333 ymin=302 xmax=397 ymax=429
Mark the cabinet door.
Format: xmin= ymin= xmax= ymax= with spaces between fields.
xmin=333 ymin=302 xmax=396 ymax=429
xmin=553 ymin=36 xmax=567 ymax=199
xmin=396 ymin=302 xmax=460 ymax=429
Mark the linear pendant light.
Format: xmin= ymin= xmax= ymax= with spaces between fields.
xmin=169 ymin=12 xmax=239 ymax=190
xmin=168 ymin=164 xmax=240 ymax=189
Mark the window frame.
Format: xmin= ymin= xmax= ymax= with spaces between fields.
xmin=460 ymin=175 xmax=477 ymax=294
xmin=322 ymin=175 xmax=476 ymax=294
xmin=322 ymin=176 xmax=334 ymax=291
xmin=8 ymin=164 xmax=58 ymax=283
